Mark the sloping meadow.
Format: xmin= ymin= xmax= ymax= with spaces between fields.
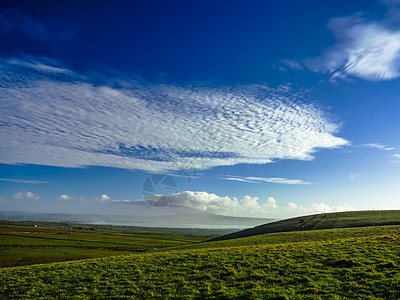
xmin=1 ymin=225 xmax=400 ymax=299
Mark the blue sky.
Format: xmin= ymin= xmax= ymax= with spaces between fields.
xmin=1 ymin=0 xmax=400 ymax=220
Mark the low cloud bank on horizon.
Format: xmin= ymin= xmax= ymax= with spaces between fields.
xmin=112 ymin=190 xmax=354 ymax=218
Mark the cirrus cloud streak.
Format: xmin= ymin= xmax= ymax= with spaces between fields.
xmin=305 ymin=11 xmax=400 ymax=82
xmin=222 ymin=175 xmax=311 ymax=185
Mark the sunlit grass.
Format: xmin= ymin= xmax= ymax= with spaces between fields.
xmin=1 ymin=225 xmax=399 ymax=299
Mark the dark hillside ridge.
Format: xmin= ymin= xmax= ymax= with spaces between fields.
xmin=210 ymin=210 xmax=400 ymax=242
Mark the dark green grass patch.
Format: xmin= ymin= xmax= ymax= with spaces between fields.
xmin=0 ymin=248 xmax=133 ymax=268
xmin=213 ymin=210 xmax=400 ymax=242
xmin=0 ymin=224 xmax=216 ymax=267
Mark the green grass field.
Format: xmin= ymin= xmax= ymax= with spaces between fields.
xmin=1 ymin=211 xmax=400 ymax=299
xmin=0 ymin=221 xmax=234 ymax=267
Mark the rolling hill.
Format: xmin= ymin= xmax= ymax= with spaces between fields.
xmin=210 ymin=210 xmax=400 ymax=242
xmin=1 ymin=223 xmax=400 ymax=299
xmin=1 ymin=210 xmax=400 ymax=298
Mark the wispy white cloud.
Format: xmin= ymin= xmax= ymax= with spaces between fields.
xmin=7 ymin=56 xmax=74 ymax=75
xmin=0 ymin=57 xmax=348 ymax=172
xmin=348 ymin=174 xmax=366 ymax=180
xmin=286 ymin=202 xmax=355 ymax=214
xmin=222 ymin=177 xmax=259 ymax=184
xmin=0 ymin=9 xmax=74 ymax=41
xmin=26 ymin=191 xmax=37 ymax=199
xmin=362 ymin=143 xmax=395 ymax=151
xmin=222 ymin=175 xmax=311 ymax=185
xmin=281 ymin=59 xmax=304 ymax=71
xmin=112 ymin=199 xmax=136 ymax=204
xmin=390 ymin=153 xmax=400 ymax=164
xmin=305 ymin=12 xmax=400 ymax=81
xmin=286 ymin=202 xmax=298 ymax=210
xmin=100 ymin=194 xmax=110 ymax=202
xmin=0 ymin=178 xmax=49 ymax=184
xmin=59 ymin=194 xmax=72 ymax=201
xmin=13 ymin=191 xmax=39 ymax=200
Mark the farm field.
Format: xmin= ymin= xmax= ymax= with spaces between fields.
xmin=1 ymin=218 xmax=400 ymax=299
xmin=0 ymin=220 xmax=235 ymax=267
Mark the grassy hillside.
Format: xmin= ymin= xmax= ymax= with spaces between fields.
xmin=210 ymin=210 xmax=400 ymax=242
xmin=0 ymin=221 xmax=235 ymax=267
xmin=1 ymin=224 xmax=400 ymax=299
